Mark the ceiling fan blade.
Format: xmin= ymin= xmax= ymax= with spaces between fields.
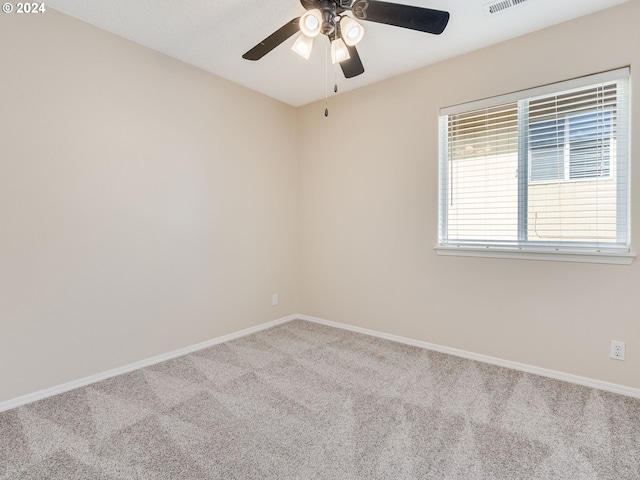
xmin=340 ymin=45 xmax=365 ymax=78
xmin=351 ymin=1 xmax=450 ymax=35
xmin=242 ymin=18 xmax=301 ymax=61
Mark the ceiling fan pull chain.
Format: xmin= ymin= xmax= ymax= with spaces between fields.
xmin=324 ymin=41 xmax=329 ymax=117
xmin=333 ymin=15 xmax=339 ymax=94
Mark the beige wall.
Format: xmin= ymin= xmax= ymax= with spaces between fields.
xmin=298 ymin=1 xmax=640 ymax=389
xmin=0 ymin=11 xmax=298 ymax=403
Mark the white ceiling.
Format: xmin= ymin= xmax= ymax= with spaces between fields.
xmin=46 ymin=0 xmax=630 ymax=107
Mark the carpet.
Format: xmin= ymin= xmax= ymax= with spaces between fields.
xmin=1 ymin=319 xmax=639 ymax=479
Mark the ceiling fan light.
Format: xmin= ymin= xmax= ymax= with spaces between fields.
xmin=330 ymin=38 xmax=350 ymax=64
xmin=299 ymin=9 xmax=322 ymax=37
xmin=291 ymin=33 xmax=313 ymax=59
xmin=340 ymin=16 xmax=364 ymax=46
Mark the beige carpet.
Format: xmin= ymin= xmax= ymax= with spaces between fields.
xmin=1 ymin=319 xmax=639 ymax=479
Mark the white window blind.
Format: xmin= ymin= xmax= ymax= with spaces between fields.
xmin=438 ymin=68 xmax=630 ymax=257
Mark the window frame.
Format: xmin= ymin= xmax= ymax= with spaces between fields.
xmin=436 ymin=68 xmax=634 ymax=264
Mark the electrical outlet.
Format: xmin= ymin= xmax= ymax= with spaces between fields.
xmin=610 ymin=340 xmax=625 ymax=360
xmin=272 ymin=294 xmax=278 ymax=306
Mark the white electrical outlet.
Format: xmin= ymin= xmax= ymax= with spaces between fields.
xmin=610 ymin=340 xmax=625 ymax=360
xmin=272 ymin=294 xmax=278 ymax=306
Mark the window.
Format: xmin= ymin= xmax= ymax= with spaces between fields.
xmin=438 ymin=68 xmax=632 ymax=263
xmin=529 ymin=93 xmax=613 ymax=183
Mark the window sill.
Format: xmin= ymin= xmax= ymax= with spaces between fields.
xmin=434 ymin=245 xmax=636 ymax=265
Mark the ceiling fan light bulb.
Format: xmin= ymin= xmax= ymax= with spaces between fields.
xmin=340 ymin=16 xmax=364 ymax=46
xmin=331 ymin=38 xmax=350 ymax=64
xmin=304 ymin=15 xmax=318 ymax=31
xmin=291 ymin=34 xmax=313 ymax=59
xmin=300 ymin=9 xmax=322 ymax=37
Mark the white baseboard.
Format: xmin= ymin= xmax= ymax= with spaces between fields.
xmin=3 ymin=312 xmax=638 ymax=413
xmin=0 ymin=314 xmax=298 ymax=413
xmin=298 ymin=314 xmax=640 ymax=399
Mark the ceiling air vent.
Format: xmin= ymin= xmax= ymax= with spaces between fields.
xmin=484 ymin=0 xmax=528 ymax=15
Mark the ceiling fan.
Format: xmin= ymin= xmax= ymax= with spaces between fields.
xmin=242 ymin=0 xmax=450 ymax=79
